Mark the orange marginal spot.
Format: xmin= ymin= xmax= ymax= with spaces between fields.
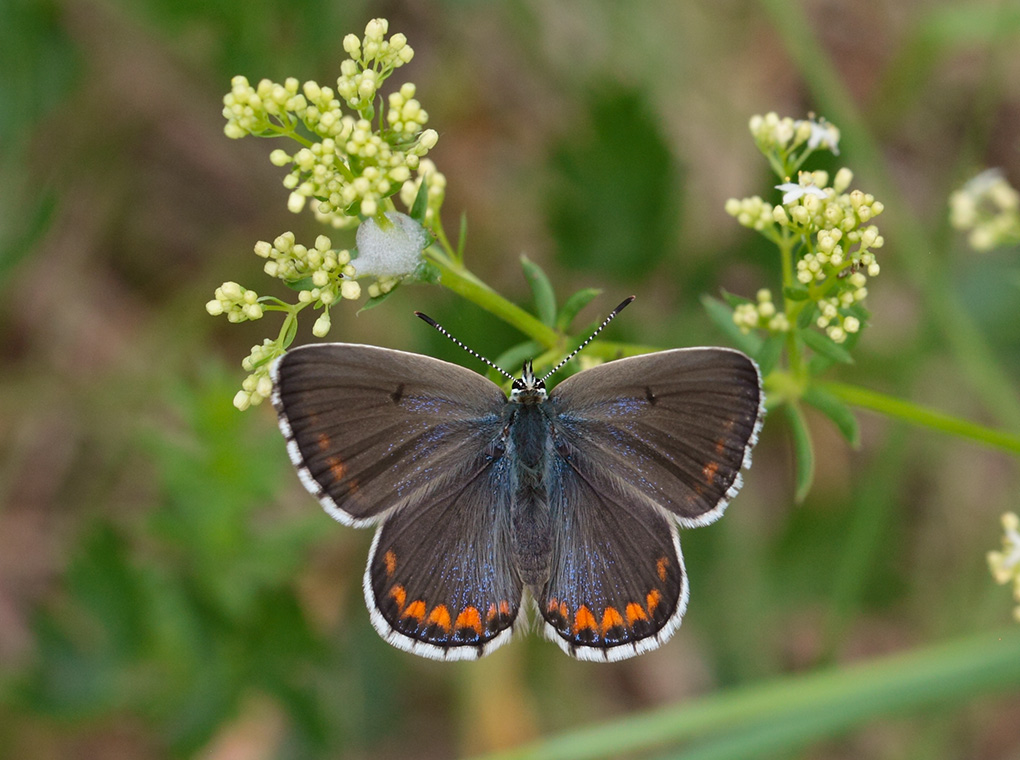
xmin=427 ymin=604 xmax=452 ymax=632
xmin=702 ymin=460 xmax=719 ymax=485
xmin=384 ymin=550 xmax=397 ymax=577
xmin=316 ymin=433 xmax=332 ymax=452
xmin=546 ymin=597 xmax=559 ymax=614
xmin=559 ymin=601 xmax=570 ymax=621
xmin=455 ymin=606 xmax=483 ymax=635
xmin=326 ymin=455 xmax=346 ymax=483
xmin=487 ymin=599 xmax=511 ymax=623
xmin=646 ymin=589 xmax=662 ymax=614
xmin=602 ymin=606 xmax=624 ymax=631
xmin=656 ymin=556 xmax=670 ymax=582
xmin=402 ymin=599 xmax=426 ymax=621
xmin=388 ymin=584 xmax=407 ymax=612
xmin=715 ymin=437 xmax=728 ymax=455
xmin=625 ymin=602 xmax=647 ymax=624
xmin=572 ymin=605 xmax=598 ymax=635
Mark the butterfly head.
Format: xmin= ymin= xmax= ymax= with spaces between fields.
xmin=510 ymin=360 xmax=547 ymax=404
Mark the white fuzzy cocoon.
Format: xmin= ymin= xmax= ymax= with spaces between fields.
xmin=354 ymin=212 xmax=427 ymax=277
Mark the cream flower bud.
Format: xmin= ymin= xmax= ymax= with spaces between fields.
xmin=340 ymin=279 xmax=362 ymax=300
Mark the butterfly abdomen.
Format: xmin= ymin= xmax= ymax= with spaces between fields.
xmin=507 ymin=402 xmax=553 ymax=585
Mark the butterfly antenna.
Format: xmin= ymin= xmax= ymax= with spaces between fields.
xmin=415 ymin=311 xmax=516 ymax=381
xmin=540 ymin=296 xmax=635 ymax=382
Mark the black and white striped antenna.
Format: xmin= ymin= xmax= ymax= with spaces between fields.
xmin=414 ymin=311 xmax=516 ymax=381
xmin=539 ymin=296 xmax=633 ymax=381
xmin=415 ymin=295 xmax=634 ymax=382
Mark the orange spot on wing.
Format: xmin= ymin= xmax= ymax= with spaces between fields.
xmin=602 ymin=606 xmax=624 ymax=631
xmin=715 ymin=437 xmax=728 ymax=455
xmin=388 ymin=585 xmax=406 ymax=612
xmin=487 ymin=599 xmax=512 ymax=623
xmin=559 ymin=601 xmax=570 ymax=620
xmin=402 ymin=599 xmax=426 ymax=621
xmin=573 ymin=605 xmax=597 ymax=635
xmin=383 ymin=550 xmax=397 ymax=577
xmin=625 ymin=602 xmax=647 ymax=624
xmin=656 ymin=556 xmax=670 ymax=582
xmin=427 ymin=604 xmax=452 ymax=632
xmin=326 ymin=455 xmax=346 ymax=482
xmin=646 ymin=589 xmax=662 ymax=614
xmin=702 ymin=460 xmax=719 ymax=484
xmin=455 ymin=606 xmax=483 ymax=634
xmin=317 ymin=433 xmax=331 ymax=452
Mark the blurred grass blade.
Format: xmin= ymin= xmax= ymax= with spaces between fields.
xmin=785 ymin=401 xmax=815 ymax=503
xmin=470 ymin=629 xmax=1020 ymax=760
xmin=802 ymin=384 xmax=861 ymax=447
xmin=520 ymin=254 xmax=557 ymax=327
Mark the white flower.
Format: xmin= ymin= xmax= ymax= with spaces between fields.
xmin=776 ymin=181 xmax=828 ymax=205
xmin=797 ymin=117 xmax=841 ymax=155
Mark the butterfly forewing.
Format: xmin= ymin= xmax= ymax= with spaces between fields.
xmin=550 ymin=348 xmax=763 ymax=527
xmin=271 ymin=344 xmax=507 ymax=526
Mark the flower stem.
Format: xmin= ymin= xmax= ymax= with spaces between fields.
xmin=820 ymin=381 xmax=1020 ymax=456
xmin=426 ymin=250 xmax=560 ymax=348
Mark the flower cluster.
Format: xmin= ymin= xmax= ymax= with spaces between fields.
xmin=725 ymin=141 xmax=884 ymax=344
xmin=949 ymin=169 xmax=1020 ymax=252
xmin=212 ymin=19 xmax=445 ymax=410
xmin=206 ymin=282 xmax=263 ymax=323
xmin=988 ymin=512 xmax=1020 ymax=622
xmin=748 ymin=112 xmax=840 ymax=178
xmin=222 ymin=18 xmax=440 ymax=227
xmin=254 ymin=232 xmax=361 ymax=306
xmin=733 ymin=289 xmax=790 ymax=333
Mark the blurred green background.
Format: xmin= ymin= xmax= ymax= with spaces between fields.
xmin=2 ymin=0 xmax=1020 ymax=758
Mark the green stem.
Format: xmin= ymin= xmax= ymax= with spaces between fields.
xmin=425 ymin=250 xmax=560 ymax=348
xmin=821 ymin=381 xmax=1020 ymax=456
xmin=468 ymin=628 xmax=1020 ymax=760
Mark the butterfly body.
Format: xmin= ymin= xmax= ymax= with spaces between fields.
xmin=272 ymin=342 xmax=763 ymax=661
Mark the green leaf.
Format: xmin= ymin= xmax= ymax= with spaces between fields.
xmin=783 ymin=285 xmax=811 ymax=300
xmin=283 ymin=276 xmax=315 ymax=292
xmin=786 ymin=402 xmax=815 ymax=503
xmin=456 ymin=212 xmax=468 ymax=261
xmin=358 ymin=287 xmax=397 ymax=312
xmin=409 ymin=172 xmax=430 ymax=224
xmin=413 ymin=259 xmax=441 ymax=284
xmin=799 ymin=327 xmax=854 ymax=364
xmin=556 ymin=287 xmax=601 ymax=331
xmin=754 ymin=333 xmax=785 ymax=376
xmin=701 ymin=295 xmax=762 ymax=355
xmin=281 ymin=314 xmax=299 ymax=347
xmin=803 ymin=384 xmax=861 ymax=447
xmin=796 ymin=302 xmax=817 ymax=329
xmin=520 ymin=255 xmax=557 ymax=327
xmin=720 ymin=288 xmax=753 ymax=308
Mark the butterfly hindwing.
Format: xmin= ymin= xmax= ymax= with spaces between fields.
xmin=539 ymin=446 xmax=687 ymax=660
xmin=271 ymin=344 xmax=508 ymax=526
xmin=365 ymin=452 xmax=524 ymax=660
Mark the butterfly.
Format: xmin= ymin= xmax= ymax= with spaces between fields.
xmin=270 ymin=298 xmax=764 ymax=661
